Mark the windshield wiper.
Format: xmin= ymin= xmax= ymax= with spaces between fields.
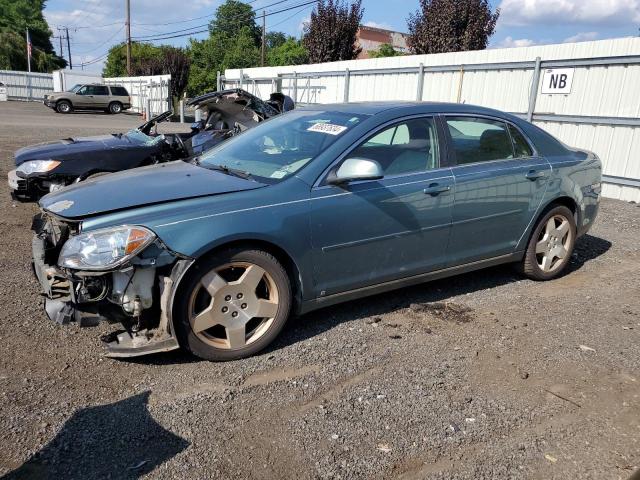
xmin=207 ymin=164 xmax=253 ymax=180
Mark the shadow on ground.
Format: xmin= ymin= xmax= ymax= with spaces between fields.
xmin=269 ymin=233 xmax=612 ymax=352
xmin=2 ymin=392 xmax=189 ymax=480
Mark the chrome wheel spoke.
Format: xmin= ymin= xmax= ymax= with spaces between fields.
xmin=226 ymin=324 xmax=246 ymax=348
xmin=201 ymin=271 xmax=228 ymax=297
xmin=255 ymin=299 xmax=278 ymax=318
xmin=545 ymin=217 xmax=556 ymax=235
xmin=237 ymin=264 xmax=266 ymax=290
xmin=191 ymin=305 xmax=218 ymax=333
xmin=553 ymin=245 xmax=567 ymax=259
xmin=540 ymin=254 xmax=553 ymax=271
xmin=556 ymin=219 xmax=570 ymax=239
xmin=536 ymin=239 xmax=548 ymax=254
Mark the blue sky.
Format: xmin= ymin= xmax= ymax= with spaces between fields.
xmin=44 ymin=0 xmax=640 ymax=72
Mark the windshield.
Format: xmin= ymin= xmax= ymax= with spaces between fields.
xmin=124 ymin=129 xmax=165 ymax=145
xmin=68 ymin=84 xmax=82 ymax=93
xmin=198 ymin=110 xmax=366 ymax=182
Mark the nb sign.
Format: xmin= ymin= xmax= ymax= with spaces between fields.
xmin=541 ymin=68 xmax=574 ymax=94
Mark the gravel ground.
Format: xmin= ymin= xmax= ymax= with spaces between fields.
xmin=0 ymin=102 xmax=639 ymax=480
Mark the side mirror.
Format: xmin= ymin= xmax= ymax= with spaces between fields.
xmin=190 ymin=121 xmax=202 ymax=131
xmin=327 ymin=158 xmax=384 ymax=185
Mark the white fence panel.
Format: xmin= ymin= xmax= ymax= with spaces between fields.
xmin=224 ymin=38 xmax=640 ymax=202
xmin=0 ymin=70 xmax=53 ymax=101
xmin=104 ymin=74 xmax=171 ymax=115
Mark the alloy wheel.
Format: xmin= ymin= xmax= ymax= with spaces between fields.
xmin=535 ymin=214 xmax=573 ymax=273
xmin=187 ymin=262 xmax=280 ymax=350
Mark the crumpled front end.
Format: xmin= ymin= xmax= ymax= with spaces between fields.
xmin=31 ymin=213 xmax=193 ymax=357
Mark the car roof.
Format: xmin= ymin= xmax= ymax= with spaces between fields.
xmin=300 ymin=101 xmax=520 ymax=120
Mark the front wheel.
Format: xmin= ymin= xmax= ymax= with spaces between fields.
xmin=174 ymin=248 xmax=292 ymax=361
xmin=108 ymin=102 xmax=122 ymax=114
xmin=520 ymin=205 xmax=576 ymax=280
xmin=56 ymin=100 xmax=72 ymax=113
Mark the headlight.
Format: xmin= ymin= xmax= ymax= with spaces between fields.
xmin=58 ymin=225 xmax=156 ymax=270
xmin=16 ymin=160 xmax=61 ymax=175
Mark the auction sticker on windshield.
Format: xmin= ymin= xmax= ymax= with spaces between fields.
xmin=307 ymin=123 xmax=348 ymax=135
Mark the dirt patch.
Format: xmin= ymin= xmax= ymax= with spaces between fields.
xmin=408 ymin=301 xmax=475 ymax=323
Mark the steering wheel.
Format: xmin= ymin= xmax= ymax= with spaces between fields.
xmin=172 ymin=135 xmax=188 ymax=158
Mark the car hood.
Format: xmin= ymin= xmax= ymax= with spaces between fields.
xmin=39 ymin=161 xmax=264 ymax=219
xmin=188 ymin=88 xmax=280 ymax=120
xmin=15 ymin=134 xmax=143 ymax=165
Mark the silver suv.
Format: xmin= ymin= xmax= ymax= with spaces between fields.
xmin=44 ymin=84 xmax=131 ymax=114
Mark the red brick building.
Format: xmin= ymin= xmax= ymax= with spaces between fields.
xmin=356 ymin=25 xmax=409 ymax=59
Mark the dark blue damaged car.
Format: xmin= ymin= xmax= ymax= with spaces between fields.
xmin=32 ymin=102 xmax=601 ymax=361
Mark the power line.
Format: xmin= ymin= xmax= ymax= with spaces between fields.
xmin=132 ymin=0 xmax=318 ymax=42
xmin=77 ymin=0 xmax=318 ymax=68
xmin=75 ymin=25 xmax=125 ymax=54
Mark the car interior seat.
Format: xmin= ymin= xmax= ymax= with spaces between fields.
xmin=479 ymin=129 xmax=513 ymax=162
xmin=384 ymin=122 xmax=433 ymax=176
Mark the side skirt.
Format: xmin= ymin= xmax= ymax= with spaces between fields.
xmin=298 ymin=252 xmax=523 ymax=315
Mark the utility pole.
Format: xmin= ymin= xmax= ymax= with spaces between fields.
xmin=126 ymin=0 xmax=131 ymax=75
xmin=64 ymin=27 xmax=72 ymax=69
xmin=25 ymin=27 xmax=31 ymax=73
xmin=261 ymin=10 xmax=266 ymax=67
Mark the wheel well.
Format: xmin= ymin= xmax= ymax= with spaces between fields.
xmin=190 ymin=240 xmax=303 ymax=308
xmin=548 ymin=196 xmax=577 ymax=217
xmin=56 ymin=98 xmax=71 ymax=105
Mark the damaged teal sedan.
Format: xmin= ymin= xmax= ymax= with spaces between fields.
xmin=32 ymin=102 xmax=601 ymax=361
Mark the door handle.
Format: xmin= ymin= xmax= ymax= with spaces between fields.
xmin=525 ymin=170 xmax=547 ymax=180
xmin=423 ymin=183 xmax=451 ymax=196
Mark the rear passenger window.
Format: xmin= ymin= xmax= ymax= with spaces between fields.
xmin=446 ymin=117 xmax=514 ymax=165
xmin=110 ymin=86 xmax=129 ymax=96
xmin=87 ymin=85 xmax=109 ymax=95
xmin=508 ymin=124 xmax=533 ymax=157
xmin=346 ymin=118 xmax=439 ymax=176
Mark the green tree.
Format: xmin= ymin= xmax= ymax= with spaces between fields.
xmin=407 ymin=0 xmax=499 ymax=54
xmin=369 ymin=43 xmax=403 ymax=58
xmin=266 ymin=31 xmax=287 ymax=49
xmin=187 ymin=28 xmax=261 ymax=96
xmin=0 ymin=0 xmax=65 ymax=71
xmin=102 ymin=42 xmax=164 ymax=77
xmin=209 ymin=0 xmax=261 ymax=46
xmin=267 ymin=37 xmax=308 ymax=66
xmin=303 ymin=0 xmax=363 ymax=63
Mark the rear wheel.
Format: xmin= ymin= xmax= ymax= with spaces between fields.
xmin=108 ymin=102 xmax=122 ymax=114
xmin=56 ymin=100 xmax=72 ymax=113
xmin=175 ymin=248 xmax=292 ymax=361
xmin=520 ymin=205 xmax=576 ymax=280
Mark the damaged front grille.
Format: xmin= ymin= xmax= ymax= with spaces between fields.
xmin=31 ymin=213 xmax=80 ymax=263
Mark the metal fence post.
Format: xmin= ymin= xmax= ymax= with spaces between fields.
xmin=416 ymin=63 xmax=424 ymax=101
xmin=292 ymin=72 xmax=298 ymax=103
xmin=527 ymin=56 xmax=542 ymax=122
xmin=179 ymin=100 xmax=185 ymax=123
xmin=343 ymin=68 xmax=350 ymax=103
xmin=456 ymin=65 xmax=465 ymax=103
xmin=239 ymin=69 xmax=244 ymax=89
xmin=216 ymin=71 xmax=221 ymax=91
xmin=145 ymin=97 xmax=151 ymax=120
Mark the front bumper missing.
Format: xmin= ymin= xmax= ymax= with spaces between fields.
xmin=31 ymin=218 xmax=192 ymax=358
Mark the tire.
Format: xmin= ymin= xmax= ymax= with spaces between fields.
xmin=108 ymin=102 xmax=122 ymax=114
xmin=174 ymin=248 xmax=292 ymax=361
xmin=56 ymin=100 xmax=72 ymax=114
xmin=520 ymin=205 xmax=576 ymax=280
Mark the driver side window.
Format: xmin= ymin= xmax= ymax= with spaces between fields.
xmin=345 ymin=117 xmax=439 ymax=177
